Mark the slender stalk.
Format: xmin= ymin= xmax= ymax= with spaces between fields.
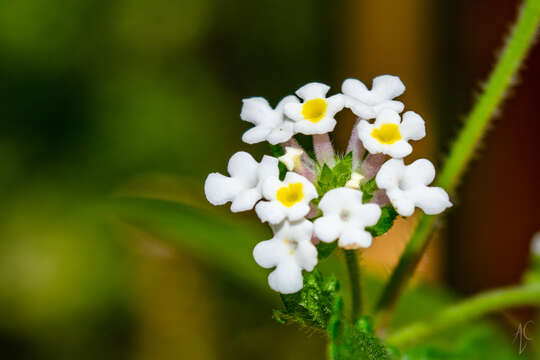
xmin=344 ymin=250 xmax=362 ymax=320
xmin=375 ymin=0 xmax=540 ymax=314
xmin=386 ymin=283 xmax=540 ymax=347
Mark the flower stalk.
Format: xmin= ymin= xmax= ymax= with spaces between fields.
xmin=344 ymin=250 xmax=362 ymax=320
xmin=375 ymin=0 xmax=540 ymax=315
xmin=386 ymin=283 xmax=540 ymax=347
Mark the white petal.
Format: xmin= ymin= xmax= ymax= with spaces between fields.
xmin=354 ymin=203 xmax=381 ymax=227
xmin=342 ymin=76 xmax=405 ymax=105
xmin=227 ymin=151 xmax=258 ymax=181
xmin=275 ymin=95 xmax=300 ymax=111
xmin=371 ymin=75 xmax=405 ymax=102
xmin=374 ymin=109 xmax=401 ymax=126
xmin=295 ymin=82 xmax=330 ymax=100
xmin=347 ymin=98 xmax=376 ymax=119
xmin=341 ymin=78 xmax=369 ymax=99
xmin=400 ymin=111 xmax=425 ymax=141
xmin=402 ymin=158 xmax=435 ymax=187
xmin=283 ymin=102 xmax=304 ymax=122
xmin=253 ymin=239 xmax=284 ymax=268
xmin=372 ymin=100 xmax=404 ymax=114
xmin=386 ymin=140 xmax=412 ymax=159
xmin=257 ymin=155 xmax=279 ymax=181
xmin=410 ymin=186 xmax=452 ymax=215
xmin=319 ymin=187 xmax=359 ymax=214
xmin=240 ymin=97 xmax=272 ymax=125
xmin=376 ymin=159 xmax=404 ymax=191
xmin=531 ymin=232 xmax=540 ymax=255
xmin=345 ymin=172 xmax=364 ymax=189
xmin=261 ymin=177 xmax=283 ymax=200
xmin=268 ymin=261 xmax=304 ymax=294
xmin=204 ymin=173 xmax=243 ymax=206
xmin=357 ymin=119 xmax=375 ymax=141
xmin=294 ymin=117 xmax=337 ymax=135
xmin=300 ymin=178 xmax=318 ymax=202
xmin=255 ymin=201 xmax=285 ymax=224
xmin=242 ymin=125 xmax=272 ymax=144
xmin=326 ymin=94 xmax=345 ymax=114
xmin=230 ymin=188 xmax=261 ymax=212
xmin=278 ymin=147 xmax=304 ymax=171
xmin=296 ymin=240 xmax=318 ymax=271
xmin=286 ymin=203 xmax=311 ymax=221
xmin=338 ymin=228 xmax=372 ymax=249
xmin=313 ymin=215 xmax=343 ymax=242
xmin=387 ymin=189 xmax=415 ymax=216
xmin=267 ymin=121 xmax=295 ymax=144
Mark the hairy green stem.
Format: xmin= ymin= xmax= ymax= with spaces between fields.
xmin=344 ymin=250 xmax=362 ymax=320
xmin=375 ymin=0 xmax=540 ymax=314
xmin=386 ymin=283 xmax=540 ymax=347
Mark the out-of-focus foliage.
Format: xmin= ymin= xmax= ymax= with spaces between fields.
xmin=0 ymin=0 xmax=339 ymax=358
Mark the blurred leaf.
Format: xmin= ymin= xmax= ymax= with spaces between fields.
xmin=107 ymin=197 xmax=272 ymax=293
xmin=402 ymin=325 xmax=525 ymax=360
xmin=317 ymin=241 xmax=338 ymax=260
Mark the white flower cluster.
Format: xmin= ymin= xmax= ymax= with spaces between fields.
xmin=205 ymin=76 xmax=452 ymax=294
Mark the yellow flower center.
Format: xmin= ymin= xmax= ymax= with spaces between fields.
xmin=371 ymin=123 xmax=402 ymax=144
xmin=276 ymin=182 xmax=304 ymax=207
xmin=301 ymin=98 xmax=327 ymax=123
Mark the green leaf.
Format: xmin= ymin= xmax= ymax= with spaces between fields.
xmin=315 ymin=153 xmax=353 ymax=199
xmin=278 ymin=162 xmax=287 ymax=180
xmin=269 ymin=144 xmax=285 ymax=157
xmin=361 ymin=178 xmax=377 ymax=203
xmin=273 ymin=269 xmax=338 ymax=329
xmin=366 ymin=205 xmax=398 ymax=237
xmin=328 ymin=295 xmax=391 ymax=360
xmin=317 ymin=241 xmax=338 ymax=260
xmin=316 ymin=164 xmax=334 ymax=196
xmin=332 ymin=152 xmax=353 ymax=187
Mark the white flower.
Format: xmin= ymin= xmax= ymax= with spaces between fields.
xmin=255 ymin=172 xmax=318 ymax=224
xmin=314 ymin=188 xmax=381 ymax=249
xmin=253 ymin=219 xmax=317 ymax=294
xmin=278 ymin=147 xmax=304 ymax=171
xmin=531 ymin=232 xmax=540 ymax=256
xmin=240 ymin=95 xmax=299 ymax=145
xmin=284 ymin=82 xmax=344 ymax=135
xmin=376 ymin=158 xmax=452 ymax=216
xmin=345 ymin=172 xmax=364 ymax=189
xmin=342 ymin=75 xmax=405 ymax=119
xmin=357 ymin=109 xmax=425 ymax=158
xmin=204 ymin=152 xmax=278 ymax=212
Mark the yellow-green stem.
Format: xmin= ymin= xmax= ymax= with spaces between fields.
xmin=375 ymin=0 xmax=540 ymax=314
xmin=344 ymin=250 xmax=362 ymax=321
xmin=386 ymin=283 xmax=540 ymax=347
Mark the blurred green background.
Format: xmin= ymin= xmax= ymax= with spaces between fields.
xmin=0 ymin=0 xmax=539 ymax=359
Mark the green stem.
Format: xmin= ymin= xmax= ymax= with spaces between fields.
xmin=344 ymin=250 xmax=362 ymax=320
xmin=375 ymin=0 xmax=540 ymax=314
xmin=386 ymin=283 xmax=540 ymax=347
